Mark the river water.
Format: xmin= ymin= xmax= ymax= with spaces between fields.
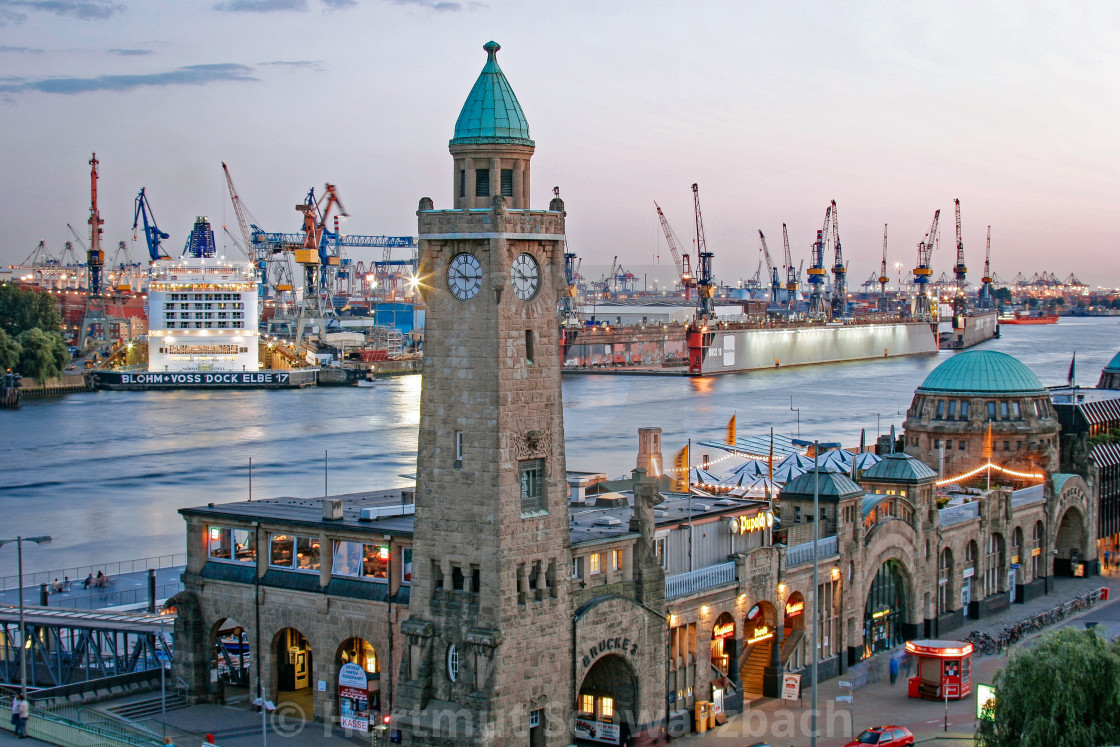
xmin=2 ymin=317 xmax=1116 ymax=574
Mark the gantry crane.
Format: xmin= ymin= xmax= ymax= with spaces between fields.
xmin=132 ymin=188 xmax=170 ymax=263
xmin=829 ymin=199 xmax=847 ymax=319
xmin=912 ymin=209 xmax=940 ymax=319
xmin=952 ymin=198 xmax=968 ymax=317
xmin=222 ymin=162 xmax=275 ymax=296
xmin=978 ymin=226 xmax=993 ymax=309
xmin=807 ymin=203 xmax=831 ymax=317
xmin=758 ymin=230 xmax=780 ymax=306
xmin=79 ymin=153 xmax=107 ymax=349
xmin=692 ymin=183 xmax=715 ymax=320
xmin=782 ymin=223 xmax=799 ymax=306
xmin=878 ymin=224 xmax=890 ymax=311
xmin=292 ymin=184 xmax=348 ymax=343
xmin=654 ymin=201 xmax=695 ymax=298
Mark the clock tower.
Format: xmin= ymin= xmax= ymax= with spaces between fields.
xmin=395 ymin=41 xmax=574 ymax=746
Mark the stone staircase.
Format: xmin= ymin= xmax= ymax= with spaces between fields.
xmin=739 ymin=642 xmax=771 ymax=694
xmin=107 ymin=692 xmax=189 ymax=721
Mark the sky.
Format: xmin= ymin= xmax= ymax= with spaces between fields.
xmin=0 ymin=0 xmax=1117 ymax=288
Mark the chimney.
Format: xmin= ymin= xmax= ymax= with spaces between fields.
xmin=323 ymin=498 xmax=343 ymax=521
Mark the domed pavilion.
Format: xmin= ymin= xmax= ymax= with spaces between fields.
xmin=903 ymin=350 xmax=1060 ymax=480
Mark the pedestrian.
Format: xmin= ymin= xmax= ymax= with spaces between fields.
xmin=889 ymin=655 xmax=899 ymax=685
xmin=163 ymin=737 xmax=175 ymax=746
xmin=83 ymin=573 xmax=94 ymax=590
xmin=12 ymin=692 xmax=29 ymax=738
xmin=1105 ymin=549 xmax=1112 ymax=571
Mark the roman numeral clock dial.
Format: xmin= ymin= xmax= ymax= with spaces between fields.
xmin=447 ymin=253 xmax=482 ymax=300
xmin=512 ymin=252 xmax=541 ymax=301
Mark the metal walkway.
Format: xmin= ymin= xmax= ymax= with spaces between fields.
xmin=0 ymin=605 xmax=174 ymax=690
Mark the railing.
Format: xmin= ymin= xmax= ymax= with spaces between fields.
xmin=49 ymin=582 xmax=184 ymax=611
xmin=665 ymin=561 xmax=736 ymax=599
xmin=0 ymin=554 xmax=187 ymax=591
xmin=786 ymin=536 xmax=839 ymax=567
xmin=1011 ymin=484 xmax=1046 ymax=508
xmin=939 ymin=502 xmax=980 ymax=527
xmin=2 ymin=694 xmax=162 ymax=747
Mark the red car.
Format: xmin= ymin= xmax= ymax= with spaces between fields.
xmin=844 ymin=725 xmax=915 ymax=747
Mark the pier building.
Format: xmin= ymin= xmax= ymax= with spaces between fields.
xmin=170 ymin=41 xmax=1098 ymax=746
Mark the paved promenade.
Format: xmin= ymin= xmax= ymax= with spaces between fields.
xmin=0 ymin=566 xmax=183 ymax=611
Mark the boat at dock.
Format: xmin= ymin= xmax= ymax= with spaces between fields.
xmin=999 ymin=310 xmax=1059 ymax=325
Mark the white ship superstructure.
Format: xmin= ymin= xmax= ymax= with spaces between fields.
xmin=147 ymin=256 xmax=259 ymax=373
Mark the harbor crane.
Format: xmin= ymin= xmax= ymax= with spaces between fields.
xmin=829 ymin=199 xmax=847 ymax=318
xmin=878 ymin=224 xmax=890 ymax=311
xmin=758 ymin=230 xmax=781 ymax=306
xmin=691 ymin=183 xmax=716 ymax=320
xmin=807 ymin=203 xmax=832 ymax=317
xmin=654 ymin=201 xmax=695 ymax=298
xmin=132 ymin=188 xmax=170 ymax=263
xmin=222 ymin=162 xmax=271 ymax=295
xmin=952 ymin=198 xmax=968 ymax=317
xmin=912 ymin=209 xmax=941 ymax=319
xmin=782 ymin=223 xmax=799 ymax=306
xmin=978 ymin=226 xmax=994 ymax=309
xmin=79 ymin=153 xmax=107 ymax=349
xmin=293 ymin=184 xmax=347 ymax=343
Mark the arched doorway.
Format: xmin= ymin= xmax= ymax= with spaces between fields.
xmin=575 ymin=654 xmax=637 ymax=746
xmin=863 ymin=560 xmax=909 ymax=658
xmin=709 ymin=612 xmax=737 ymax=716
xmin=739 ymin=601 xmax=777 ymax=695
xmin=1055 ymin=506 xmax=1088 ymax=576
xmin=336 ymin=637 xmax=380 ymax=733
xmin=782 ymin=592 xmax=806 ymax=670
xmin=273 ymin=628 xmax=313 ymax=714
xmin=210 ymin=617 xmax=250 ymax=702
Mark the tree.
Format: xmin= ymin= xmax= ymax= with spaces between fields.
xmin=16 ymin=327 xmax=67 ymax=384
xmin=977 ymin=628 xmax=1120 ymax=747
xmin=0 ymin=282 xmax=63 ymax=336
xmin=0 ymin=329 xmax=20 ymax=371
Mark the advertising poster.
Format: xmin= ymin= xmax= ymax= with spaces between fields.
xmin=781 ymin=673 xmax=801 ymax=701
xmin=338 ymin=662 xmax=369 ymax=733
xmin=573 ymin=717 xmax=620 ymax=745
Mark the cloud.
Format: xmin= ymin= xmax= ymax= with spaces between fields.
xmin=0 ymin=0 xmax=124 ymax=23
xmin=0 ymin=44 xmax=43 ymax=53
xmin=0 ymin=63 xmax=257 ymax=95
xmin=108 ymin=48 xmax=152 ymax=56
xmin=212 ymin=0 xmax=355 ymax=11
xmin=260 ymin=59 xmax=323 ymax=71
xmin=392 ymin=0 xmax=483 ymax=11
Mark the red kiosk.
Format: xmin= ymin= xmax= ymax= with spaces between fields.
xmin=904 ymin=640 xmax=973 ymax=700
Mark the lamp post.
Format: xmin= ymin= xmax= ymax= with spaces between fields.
xmin=0 ymin=535 xmax=53 ymax=699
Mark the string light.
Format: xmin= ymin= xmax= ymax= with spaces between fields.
xmin=935 ymin=461 xmax=1045 ymax=487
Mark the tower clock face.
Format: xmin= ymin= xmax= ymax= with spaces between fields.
xmin=447 ymin=253 xmax=482 ymax=300
xmin=512 ymin=253 xmax=541 ymax=301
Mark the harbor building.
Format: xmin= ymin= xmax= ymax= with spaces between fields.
xmin=170 ymin=43 xmax=1099 ymax=746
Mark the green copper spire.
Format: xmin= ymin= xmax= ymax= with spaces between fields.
xmin=451 ymin=41 xmax=534 ymax=147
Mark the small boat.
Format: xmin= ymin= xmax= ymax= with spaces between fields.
xmin=357 ymin=374 xmax=376 ymax=388
xmin=998 ymin=310 xmax=1059 ymax=325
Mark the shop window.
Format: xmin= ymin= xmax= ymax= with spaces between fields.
xmin=519 ymin=458 xmax=545 ymax=513
xmin=475 ymin=169 xmax=490 ymax=197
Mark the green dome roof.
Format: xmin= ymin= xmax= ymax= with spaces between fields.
xmin=1105 ymin=351 xmax=1120 ymax=373
xmin=862 ymin=453 xmax=937 ymax=484
xmin=451 ymin=41 xmax=534 ymax=147
xmin=782 ymin=467 xmax=864 ymax=503
xmin=917 ymin=351 xmax=1046 ymax=395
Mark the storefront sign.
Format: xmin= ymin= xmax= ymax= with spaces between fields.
xmin=785 ymin=600 xmax=804 ymax=617
xmin=730 ymin=511 xmax=774 ymax=535
xmin=871 ymin=607 xmax=891 ymax=620
xmin=746 ymin=604 xmax=762 ymax=621
xmin=713 ymin=622 xmax=735 ymax=640
xmin=574 ymin=718 xmax=620 ymax=745
xmin=581 ymin=637 xmax=639 ymax=668
xmin=747 ymin=625 xmax=773 ymax=645
xmin=781 ymin=673 xmax=801 ymax=701
xmin=962 ymin=567 xmax=975 ymax=578
xmin=338 ymin=662 xmax=369 ymax=733
xmin=117 ymin=371 xmax=291 ymax=385
xmin=1031 ymin=547 xmax=1042 ymax=557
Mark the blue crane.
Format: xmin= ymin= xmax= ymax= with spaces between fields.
xmin=132 ymin=188 xmax=170 ymax=262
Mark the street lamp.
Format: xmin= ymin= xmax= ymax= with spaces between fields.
xmin=0 ymin=535 xmax=53 ymax=699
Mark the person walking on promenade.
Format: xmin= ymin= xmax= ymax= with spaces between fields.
xmin=1106 ymin=549 xmax=1112 ymax=572
xmin=12 ymin=693 xmax=29 ymax=738
xmin=889 ymin=654 xmax=899 ymax=685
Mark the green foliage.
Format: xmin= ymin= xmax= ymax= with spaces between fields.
xmin=976 ymin=628 xmax=1120 ymax=747
xmin=0 ymin=329 xmax=20 ymax=371
xmin=993 ymin=287 xmax=1013 ymax=304
xmin=16 ymin=327 xmax=67 ymax=383
xmin=0 ymin=282 xmax=63 ymax=336
xmin=1089 ymin=428 xmax=1120 ymax=447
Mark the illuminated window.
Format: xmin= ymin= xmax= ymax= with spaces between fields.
xmin=589 ymin=553 xmax=601 ymax=575
xmin=599 ymin=696 xmax=615 ymax=721
xmin=579 ymin=694 xmax=594 ymax=716
xmin=402 ymin=548 xmax=413 ymax=584
xmin=331 ymin=541 xmax=389 ymax=580
xmin=611 ymin=548 xmax=624 ymax=571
